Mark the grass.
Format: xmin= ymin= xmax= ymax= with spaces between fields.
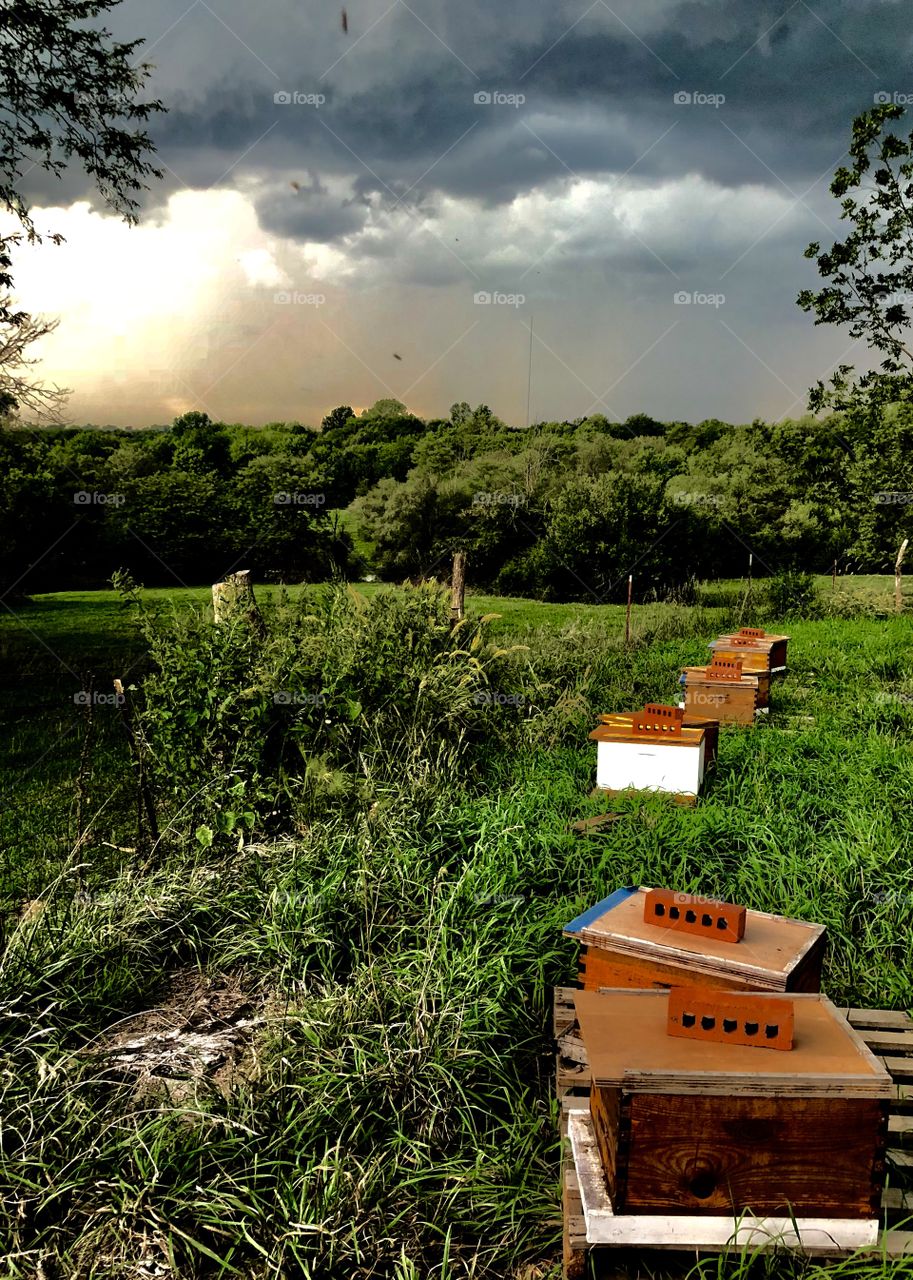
xmin=0 ymin=582 xmax=912 ymax=1277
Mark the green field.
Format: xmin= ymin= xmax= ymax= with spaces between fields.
xmin=1 ymin=580 xmax=913 ymax=1278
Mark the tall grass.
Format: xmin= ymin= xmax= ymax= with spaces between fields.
xmin=0 ymin=587 xmax=911 ymax=1276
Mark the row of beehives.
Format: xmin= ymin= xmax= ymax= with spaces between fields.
xmin=589 ymin=626 xmax=789 ymax=801
xmin=560 ymin=886 xmax=892 ymax=1230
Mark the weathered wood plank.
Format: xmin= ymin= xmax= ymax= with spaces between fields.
xmin=886 ymin=1148 xmax=913 ymax=1169
xmin=557 ymin=1033 xmax=589 ymax=1065
xmin=860 ymin=1030 xmax=913 ymax=1053
xmin=882 ymin=1187 xmax=913 ymax=1209
xmin=847 ymin=1009 xmax=913 ymax=1031
xmin=883 ymin=1056 xmax=913 ymax=1079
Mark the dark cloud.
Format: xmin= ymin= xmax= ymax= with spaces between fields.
xmin=17 ymin=0 xmax=911 ymax=235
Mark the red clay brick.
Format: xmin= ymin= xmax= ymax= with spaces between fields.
xmin=631 ymin=704 xmax=684 ymax=738
xmin=705 ymin=658 xmax=743 ymax=681
xmin=667 ymin=986 xmax=795 ymax=1051
xmin=644 ymin=889 xmax=747 ymax=943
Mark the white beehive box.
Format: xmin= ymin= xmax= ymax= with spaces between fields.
xmin=589 ymin=705 xmax=710 ymax=799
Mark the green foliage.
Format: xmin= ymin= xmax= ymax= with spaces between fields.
xmin=3 ymin=596 xmax=913 ymax=1277
xmin=0 ymin=0 xmax=165 ymax=328
xmin=131 ymin=582 xmax=521 ymax=835
xmin=765 ymin=569 xmax=821 ymax=618
xmin=798 ymin=103 xmax=913 ymax=414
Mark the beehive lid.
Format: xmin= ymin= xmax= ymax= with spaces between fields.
xmin=710 ymin=629 xmax=788 ymax=651
xmin=574 ymin=988 xmax=892 ymax=1097
xmin=590 ymin=706 xmax=707 ymax=748
xmin=563 ymin=886 xmax=825 ymax=987
xmin=682 ymin=664 xmax=759 ymax=688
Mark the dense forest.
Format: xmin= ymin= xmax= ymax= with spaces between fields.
xmin=2 ymin=396 xmax=912 ymax=600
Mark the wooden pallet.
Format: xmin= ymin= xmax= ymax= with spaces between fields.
xmin=553 ymin=985 xmax=913 ymax=1276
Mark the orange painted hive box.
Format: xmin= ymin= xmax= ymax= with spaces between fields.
xmin=575 ymin=987 xmax=891 ymax=1218
xmin=680 ymin=658 xmax=768 ymax=724
xmin=563 ymin=885 xmax=827 ymax=993
xmin=709 ymin=627 xmax=789 ymax=675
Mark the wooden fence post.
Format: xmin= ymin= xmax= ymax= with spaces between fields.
xmin=212 ymin=569 xmax=265 ymax=637
xmin=113 ymin=678 xmax=160 ymax=849
xmin=450 ymin=551 xmax=466 ymax=626
xmin=895 ymin=538 xmax=909 ymax=614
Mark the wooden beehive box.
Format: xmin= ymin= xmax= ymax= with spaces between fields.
xmin=681 ymin=658 xmax=766 ymax=724
xmin=575 ymin=987 xmax=892 ymax=1219
xmin=589 ymin=705 xmax=711 ymax=800
xmin=564 ymin=885 xmax=827 ymax=993
xmin=709 ymin=627 xmax=789 ymax=675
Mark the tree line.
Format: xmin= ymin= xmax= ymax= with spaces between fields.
xmin=2 ymin=396 xmax=911 ymax=601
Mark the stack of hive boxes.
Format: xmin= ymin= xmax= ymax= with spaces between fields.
xmin=561 ymin=885 xmax=891 ymax=1241
xmin=589 ymin=705 xmax=716 ymax=802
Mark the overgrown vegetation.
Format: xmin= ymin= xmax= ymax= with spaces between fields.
xmin=1 ymin=584 xmax=912 ymax=1277
xmin=3 ymin=391 xmax=913 ymax=601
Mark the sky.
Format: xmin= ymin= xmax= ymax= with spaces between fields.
xmin=11 ymin=0 xmax=913 ymax=428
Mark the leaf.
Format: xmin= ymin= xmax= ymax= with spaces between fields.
xmin=195 ymin=825 xmax=214 ymax=848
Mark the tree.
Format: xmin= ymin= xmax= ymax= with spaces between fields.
xmin=321 ymin=405 xmax=354 ymax=433
xmin=0 ymin=0 xmax=165 ymax=320
xmin=0 ymin=311 xmax=71 ymax=423
xmin=0 ymin=0 xmax=165 ymax=420
xmin=798 ymin=103 xmax=913 ymax=413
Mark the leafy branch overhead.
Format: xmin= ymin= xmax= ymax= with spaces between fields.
xmin=798 ymin=103 xmax=913 ymax=414
xmin=0 ymin=0 xmax=166 ymax=326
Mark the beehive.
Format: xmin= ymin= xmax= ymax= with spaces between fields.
xmin=564 ymin=885 xmax=826 ymax=993
xmin=589 ymin=705 xmax=711 ymax=799
xmin=681 ymin=658 xmax=766 ymax=725
xmin=709 ymin=627 xmax=789 ymax=675
xmin=575 ymin=987 xmax=891 ymax=1218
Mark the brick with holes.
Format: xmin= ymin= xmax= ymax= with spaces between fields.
xmin=667 ymin=986 xmax=794 ymax=1050
xmin=644 ymin=888 xmax=746 ymax=943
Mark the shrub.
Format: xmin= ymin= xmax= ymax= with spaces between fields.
xmin=765 ymin=569 xmax=821 ymax=619
xmin=128 ymin=582 xmax=523 ymax=839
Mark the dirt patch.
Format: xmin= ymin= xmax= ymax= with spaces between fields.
xmin=85 ymin=969 xmax=263 ymax=1098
